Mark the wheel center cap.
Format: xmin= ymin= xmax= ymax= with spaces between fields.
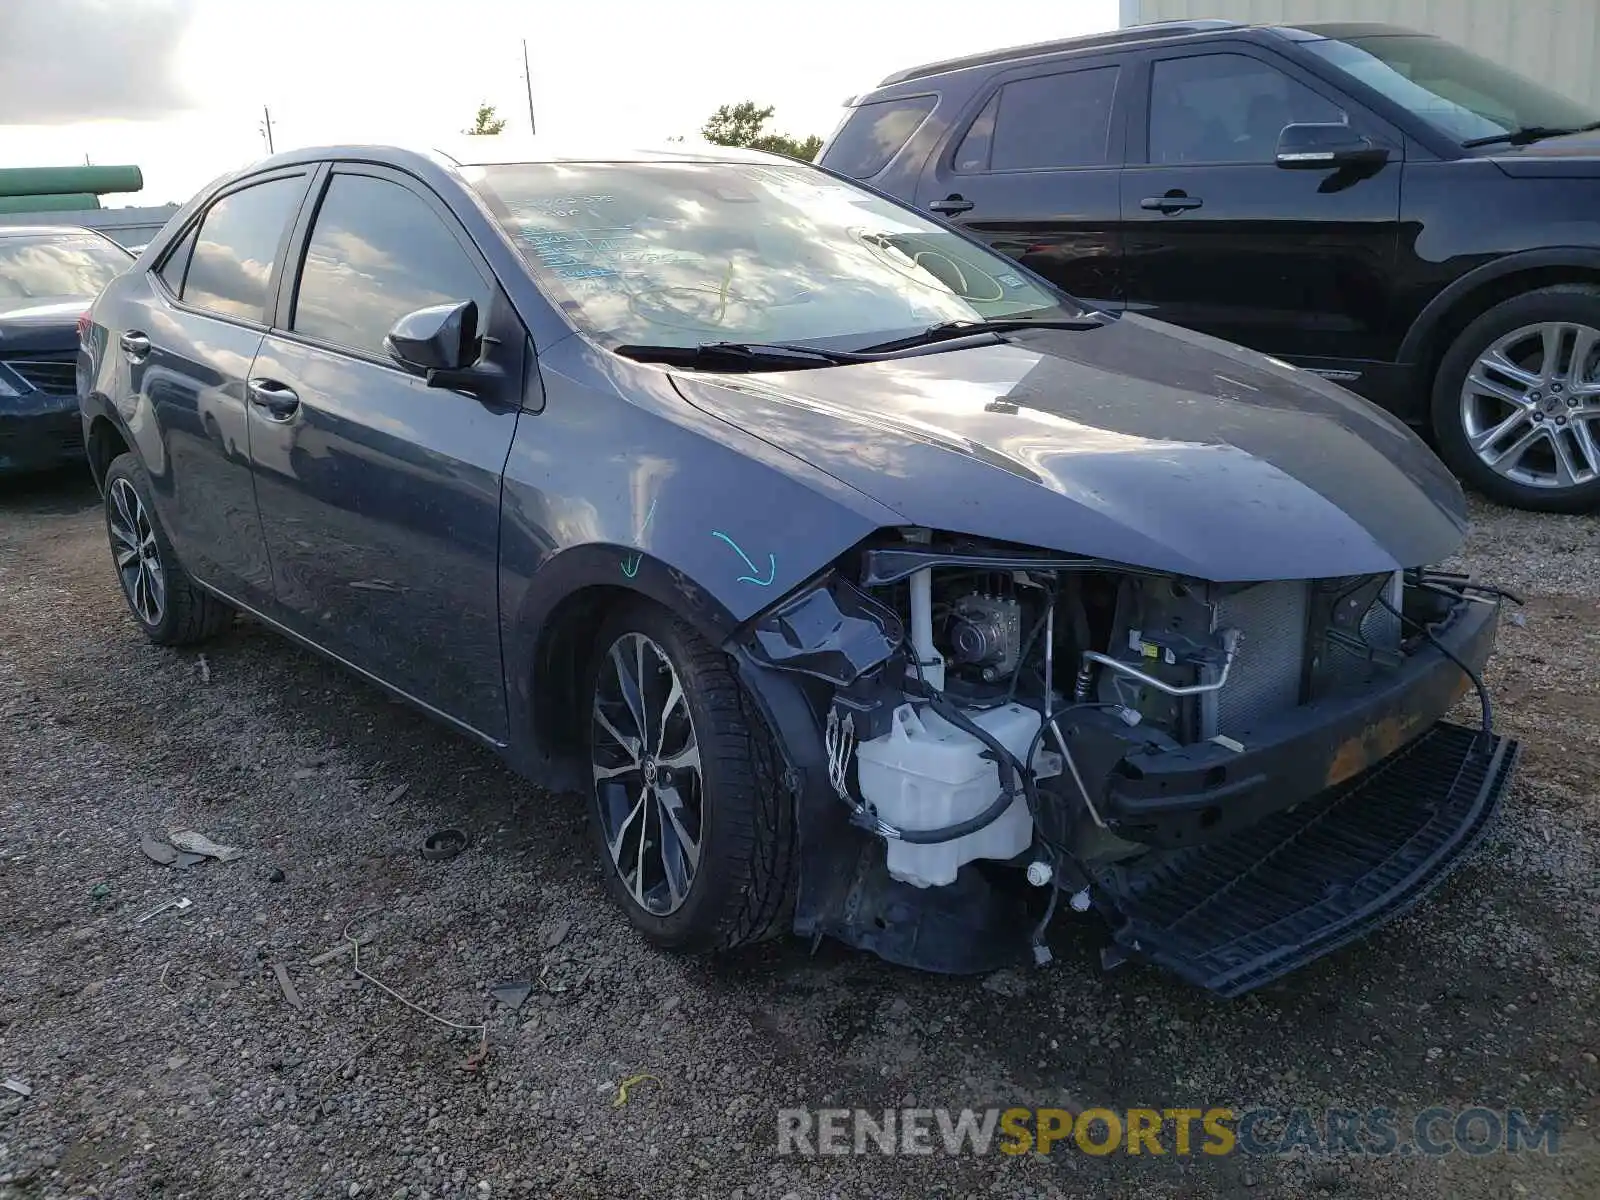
xmin=642 ymin=757 xmax=658 ymax=785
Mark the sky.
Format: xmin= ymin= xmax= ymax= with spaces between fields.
xmin=0 ymin=0 xmax=1118 ymax=207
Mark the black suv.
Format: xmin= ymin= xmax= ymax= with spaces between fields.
xmin=821 ymin=20 xmax=1600 ymax=512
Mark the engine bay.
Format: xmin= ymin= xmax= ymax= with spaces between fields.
xmin=744 ymin=525 xmax=1510 ymax=974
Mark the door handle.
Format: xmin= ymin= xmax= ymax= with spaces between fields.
xmin=1140 ymin=192 xmax=1203 ymax=214
xmin=929 ymin=195 xmax=975 ymax=215
xmin=246 ymin=377 xmax=301 ymax=419
xmin=119 ymin=331 xmax=151 ymax=361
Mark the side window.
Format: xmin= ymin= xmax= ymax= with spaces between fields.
xmin=180 ymin=176 xmax=305 ymax=321
xmin=823 ymin=96 xmax=938 ymax=179
xmin=956 ymin=66 xmax=1120 ymax=173
xmin=290 ymin=173 xmax=488 ymax=358
xmin=157 ymin=222 xmax=198 ymax=295
xmin=1149 ymin=53 xmax=1346 ymax=165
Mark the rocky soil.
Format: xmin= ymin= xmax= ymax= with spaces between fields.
xmin=1 ymin=474 xmax=1596 ymax=1199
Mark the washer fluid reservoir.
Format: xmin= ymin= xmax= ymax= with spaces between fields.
xmin=855 ymin=702 xmax=1058 ymax=888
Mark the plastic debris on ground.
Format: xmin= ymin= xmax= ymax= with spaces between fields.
xmin=167 ymin=830 xmax=244 ymax=862
xmin=612 ymin=1073 xmax=661 ymax=1107
xmin=272 ymin=963 xmax=304 ymax=1010
xmin=490 ymin=981 xmax=533 ymax=1012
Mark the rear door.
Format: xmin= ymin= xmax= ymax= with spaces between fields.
xmin=127 ymin=171 xmax=311 ymax=609
xmin=1119 ymin=46 xmax=1402 ymax=366
xmin=246 ymin=164 xmax=526 ymax=740
xmin=914 ymin=56 xmax=1126 ymax=309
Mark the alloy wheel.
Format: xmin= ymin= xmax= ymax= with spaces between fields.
xmin=108 ymin=477 xmax=166 ymax=626
xmin=591 ymin=632 xmax=704 ymax=916
xmin=1460 ymin=320 xmax=1600 ymax=490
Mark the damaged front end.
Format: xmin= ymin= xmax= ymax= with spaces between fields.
xmin=732 ymin=530 xmax=1520 ymax=996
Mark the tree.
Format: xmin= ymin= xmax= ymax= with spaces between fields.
xmin=464 ymin=103 xmax=508 ymax=136
xmin=701 ymin=102 xmax=823 ymax=161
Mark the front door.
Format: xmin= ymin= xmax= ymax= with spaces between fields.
xmin=130 ymin=172 xmax=311 ymax=609
xmin=1120 ymin=47 xmax=1402 ymax=367
xmin=246 ymin=165 xmax=526 ymax=740
xmin=916 ymin=57 xmax=1126 ymax=310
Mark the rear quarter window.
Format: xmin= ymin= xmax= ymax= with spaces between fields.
xmin=821 ymin=95 xmax=937 ymax=179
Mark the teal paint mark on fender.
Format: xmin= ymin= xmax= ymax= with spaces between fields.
xmin=711 ymin=530 xmax=777 ymax=586
xmin=620 ymin=498 xmax=658 ymax=578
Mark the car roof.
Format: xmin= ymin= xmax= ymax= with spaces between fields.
xmin=873 ymin=20 xmax=1425 ymax=86
xmin=0 ymin=224 xmax=121 ymax=240
xmin=247 ymin=139 xmax=795 ymax=177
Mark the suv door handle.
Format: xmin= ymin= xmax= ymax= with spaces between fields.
xmin=246 ymin=377 xmax=301 ymax=419
xmin=929 ymin=195 xmax=975 ymax=214
xmin=1140 ymin=192 xmax=1203 ymax=214
xmin=119 ymin=331 xmax=151 ymax=361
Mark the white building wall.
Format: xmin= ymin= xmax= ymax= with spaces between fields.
xmin=1121 ymin=0 xmax=1600 ymax=108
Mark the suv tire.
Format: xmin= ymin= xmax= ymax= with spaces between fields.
xmin=1432 ymin=284 xmax=1600 ymax=512
xmin=584 ymin=599 xmax=795 ymax=953
xmin=102 ymin=452 xmax=234 ymax=645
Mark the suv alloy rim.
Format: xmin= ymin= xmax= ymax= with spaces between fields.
xmin=591 ymin=632 xmax=704 ymax=916
xmin=108 ymin=477 xmax=166 ymax=626
xmin=1460 ymin=320 xmax=1600 ymax=490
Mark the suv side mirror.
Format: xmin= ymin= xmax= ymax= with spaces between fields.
xmin=1276 ymin=123 xmax=1391 ymax=170
xmin=384 ymin=299 xmax=484 ymax=385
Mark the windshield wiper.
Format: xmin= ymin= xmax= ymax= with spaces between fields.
xmin=614 ymin=340 xmax=869 ymax=370
xmin=855 ymin=315 xmax=1106 ymax=354
xmin=1462 ymin=121 xmax=1600 ymax=148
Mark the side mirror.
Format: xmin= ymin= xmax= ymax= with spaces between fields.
xmin=1275 ymin=123 xmax=1391 ymax=170
xmin=384 ymin=299 xmax=483 ymax=385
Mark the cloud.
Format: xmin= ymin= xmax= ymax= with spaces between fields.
xmin=0 ymin=0 xmax=198 ymax=124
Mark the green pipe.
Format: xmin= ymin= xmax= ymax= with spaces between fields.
xmin=0 ymin=194 xmax=102 ymax=213
xmin=0 ymin=166 xmax=143 ymax=199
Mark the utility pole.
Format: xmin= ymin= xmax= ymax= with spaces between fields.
xmin=522 ymin=39 xmax=536 ymax=135
xmin=260 ymin=105 xmax=276 ymax=155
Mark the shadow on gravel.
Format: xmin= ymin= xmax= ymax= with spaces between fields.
xmin=0 ymin=463 xmax=98 ymax=514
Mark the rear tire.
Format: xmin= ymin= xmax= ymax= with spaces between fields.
xmin=584 ymin=599 xmax=795 ymax=953
xmin=1431 ymin=285 xmax=1600 ymax=512
xmin=102 ymin=452 xmax=234 ymax=645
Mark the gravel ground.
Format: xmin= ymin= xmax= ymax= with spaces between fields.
xmin=1 ymin=473 xmax=1597 ymax=1200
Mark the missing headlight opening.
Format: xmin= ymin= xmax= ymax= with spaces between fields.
xmin=744 ymin=529 xmax=1520 ymax=996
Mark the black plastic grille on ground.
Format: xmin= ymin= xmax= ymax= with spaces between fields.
xmin=1092 ymin=722 xmax=1519 ymax=998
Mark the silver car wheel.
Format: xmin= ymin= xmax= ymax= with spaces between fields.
xmin=108 ymin=477 xmax=166 ymax=626
xmin=1460 ymin=320 xmax=1600 ymax=490
xmin=591 ymin=632 xmax=704 ymax=916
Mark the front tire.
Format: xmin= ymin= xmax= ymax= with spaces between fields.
xmin=585 ymin=600 xmax=795 ymax=953
xmin=1431 ymin=285 xmax=1600 ymax=512
xmin=102 ymin=453 xmax=233 ymax=645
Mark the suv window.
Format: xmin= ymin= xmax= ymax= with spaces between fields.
xmin=180 ymin=176 xmax=305 ymax=321
xmin=291 ymin=173 xmax=488 ymax=358
xmin=1149 ymin=53 xmax=1346 ymax=165
xmin=956 ymin=66 xmax=1120 ymax=172
xmin=824 ymin=96 xmax=937 ymax=179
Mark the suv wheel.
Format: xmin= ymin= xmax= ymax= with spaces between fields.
xmin=102 ymin=453 xmax=234 ymax=645
xmin=585 ymin=601 xmax=795 ymax=952
xmin=1432 ymin=285 xmax=1600 ymax=512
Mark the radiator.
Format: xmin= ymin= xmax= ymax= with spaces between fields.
xmin=1201 ymin=580 xmax=1311 ymax=739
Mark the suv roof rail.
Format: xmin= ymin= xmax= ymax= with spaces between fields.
xmin=876 ymin=20 xmax=1243 ymax=86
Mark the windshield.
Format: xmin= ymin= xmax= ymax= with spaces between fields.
xmin=467 ymin=160 xmax=1075 ymax=350
xmin=1303 ymin=34 xmax=1598 ymax=144
xmin=0 ymin=234 xmax=132 ymax=301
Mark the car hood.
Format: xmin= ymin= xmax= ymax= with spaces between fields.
xmin=670 ymin=314 xmax=1466 ymax=581
xmin=1488 ymin=129 xmax=1600 ymax=177
xmin=0 ymin=297 xmax=87 ymax=355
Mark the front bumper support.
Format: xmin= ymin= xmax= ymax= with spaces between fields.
xmin=1092 ymin=721 xmax=1518 ymax=997
xmin=1085 ymin=597 xmax=1500 ymax=848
